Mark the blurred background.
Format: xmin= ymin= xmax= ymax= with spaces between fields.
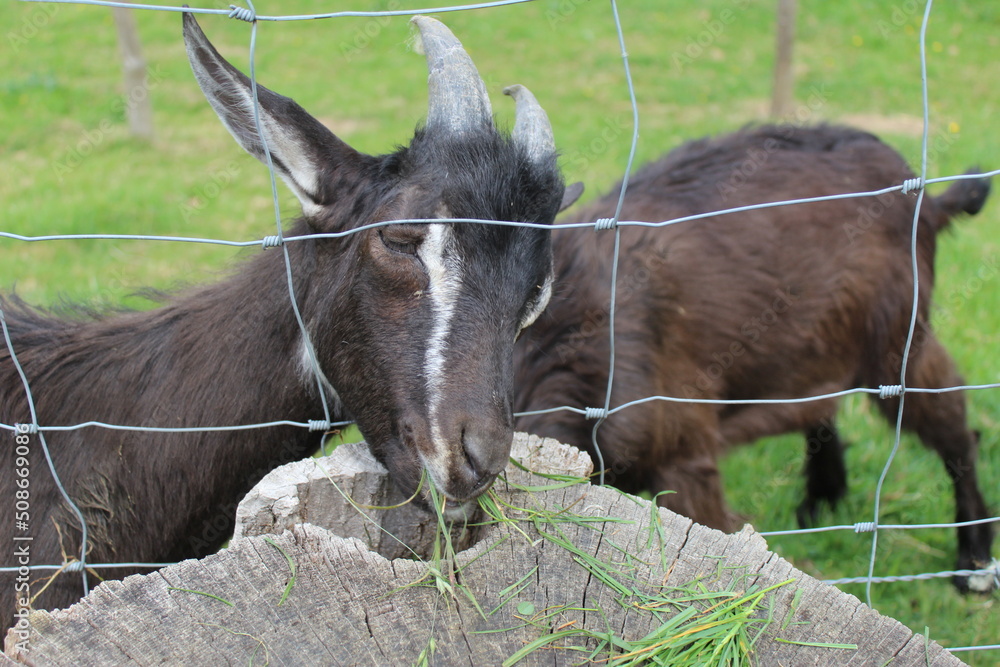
xmin=2 ymin=1 xmax=997 ymax=659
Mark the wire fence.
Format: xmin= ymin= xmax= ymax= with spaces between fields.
xmin=4 ymin=0 xmax=999 ymax=658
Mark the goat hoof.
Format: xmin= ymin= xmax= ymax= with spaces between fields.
xmin=956 ymin=557 xmax=1000 ymax=594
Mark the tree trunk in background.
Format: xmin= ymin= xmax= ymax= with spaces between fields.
xmin=112 ymin=7 xmax=154 ymax=141
xmin=771 ymin=0 xmax=797 ymax=119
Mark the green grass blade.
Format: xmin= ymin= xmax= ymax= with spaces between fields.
xmin=167 ymin=587 xmax=234 ymax=607
xmin=262 ymin=536 xmax=297 ymax=606
xmin=502 ymin=628 xmax=593 ymax=667
xmin=774 ymin=638 xmax=859 ymax=650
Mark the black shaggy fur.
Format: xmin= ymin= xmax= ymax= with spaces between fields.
xmin=514 ymin=124 xmax=993 ymax=590
xmin=0 ymin=132 xmax=562 ymax=629
xmin=0 ymin=19 xmax=565 ymax=628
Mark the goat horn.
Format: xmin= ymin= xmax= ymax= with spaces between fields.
xmin=412 ymin=16 xmax=492 ymax=135
xmin=503 ymin=84 xmax=556 ymax=163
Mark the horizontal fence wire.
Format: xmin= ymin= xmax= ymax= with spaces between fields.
xmin=2 ymin=169 xmax=998 ymax=246
xmin=21 ymin=0 xmax=537 ymax=20
xmin=4 ymin=0 xmax=998 ymax=658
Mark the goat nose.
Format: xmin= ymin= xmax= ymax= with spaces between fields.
xmin=458 ymin=419 xmax=512 ymax=497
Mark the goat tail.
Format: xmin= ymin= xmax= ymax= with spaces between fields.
xmin=932 ymin=167 xmax=992 ymax=231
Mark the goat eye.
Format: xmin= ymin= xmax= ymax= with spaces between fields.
xmin=379 ymin=229 xmax=420 ymax=256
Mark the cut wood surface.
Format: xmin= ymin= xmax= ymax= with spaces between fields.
xmin=5 ymin=434 xmax=965 ymax=666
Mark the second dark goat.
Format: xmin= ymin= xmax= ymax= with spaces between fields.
xmin=514 ymin=124 xmax=994 ymax=591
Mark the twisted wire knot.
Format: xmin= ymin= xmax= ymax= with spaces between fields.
xmin=63 ymin=561 xmax=85 ymax=573
xmin=878 ymin=384 xmax=903 ymax=399
xmin=308 ymin=419 xmax=332 ymax=432
xmin=228 ymin=5 xmax=256 ymax=22
xmin=853 ymin=521 xmax=877 ymax=533
xmin=584 ymin=407 xmax=609 ymax=420
xmin=901 ymin=177 xmax=924 ymax=195
xmin=261 ymin=235 xmax=284 ymax=249
xmin=594 ymin=218 xmax=617 ymax=231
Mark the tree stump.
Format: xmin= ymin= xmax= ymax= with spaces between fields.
xmin=4 ymin=434 xmax=965 ymax=666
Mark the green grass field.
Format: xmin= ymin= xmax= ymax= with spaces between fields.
xmin=2 ymin=0 xmax=998 ymax=660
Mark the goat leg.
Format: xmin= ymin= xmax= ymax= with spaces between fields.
xmin=796 ymin=421 xmax=849 ymax=528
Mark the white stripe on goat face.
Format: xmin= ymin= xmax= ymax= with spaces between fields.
xmin=419 ymin=221 xmax=464 ymax=492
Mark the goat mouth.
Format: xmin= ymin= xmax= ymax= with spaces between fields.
xmin=470 ymin=471 xmax=499 ymax=497
xmin=420 ymin=475 xmax=487 ymax=522
xmin=434 ymin=470 xmax=498 ymax=507
xmin=433 ymin=475 xmax=497 ymax=523
xmin=440 ymin=497 xmax=477 ymax=522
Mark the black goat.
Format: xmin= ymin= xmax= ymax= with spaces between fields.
xmin=0 ymin=15 xmax=569 ymax=628
xmin=514 ymin=124 xmax=994 ymax=591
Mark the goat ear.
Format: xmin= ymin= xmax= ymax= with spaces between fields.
xmin=559 ymin=182 xmax=584 ymax=212
xmin=183 ymin=12 xmax=358 ymax=215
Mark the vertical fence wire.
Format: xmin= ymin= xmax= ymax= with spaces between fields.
xmin=864 ymin=0 xmax=935 ymax=608
xmin=590 ymin=0 xmax=642 ymax=487
xmin=0 ymin=310 xmax=90 ymax=596
xmin=3 ymin=0 xmax=998 ymax=656
xmin=240 ymin=0 xmax=336 ymax=433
